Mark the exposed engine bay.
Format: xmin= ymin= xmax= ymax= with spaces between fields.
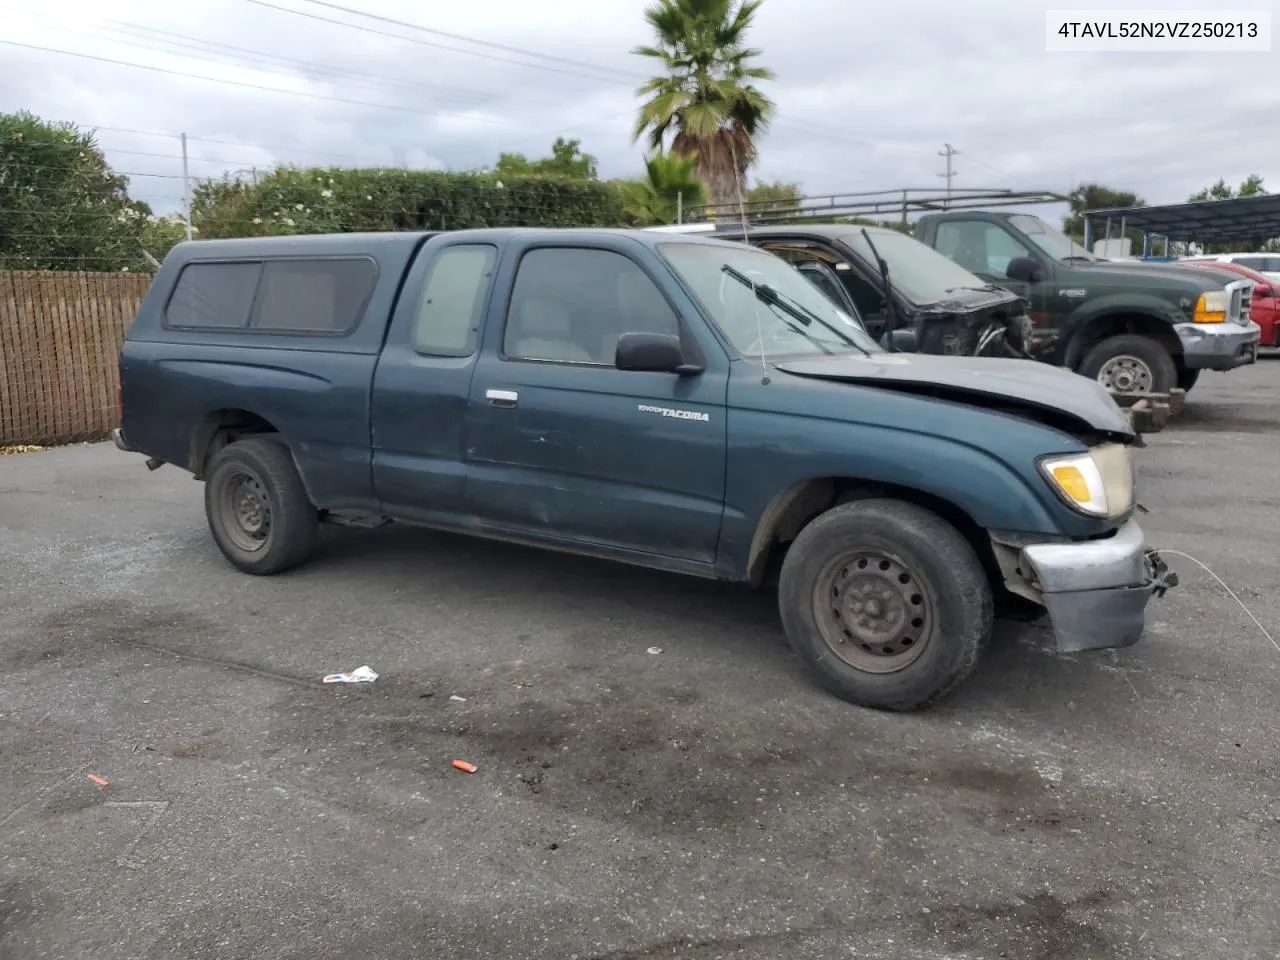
xmin=761 ymin=240 xmax=1035 ymax=362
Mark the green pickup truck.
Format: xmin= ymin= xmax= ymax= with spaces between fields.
xmin=913 ymin=210 xmax=1261 ymax=395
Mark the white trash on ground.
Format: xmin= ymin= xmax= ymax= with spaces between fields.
xmin=322 ymin=665 xmax=379 ymax=684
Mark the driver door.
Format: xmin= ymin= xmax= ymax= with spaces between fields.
xmin=934 ymin=219 xmax=1049 ymax=324
xmin=464 ymin=240 xmax=730 ymax=566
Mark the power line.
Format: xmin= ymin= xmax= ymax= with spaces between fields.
xmin=773 ymin=118 xmax=934 ymax=155
xmin=22 ymin=16 xmax=575 ymax=114
xmin=0 ymin=39 xmax=588 ymax=131
xmin=3 ymin=131 xmax=407 ymax=167
xmin=446 ymin=110 xmax=634 ymax=166
xmin=954 ymin=148 xmax=1041 ymax=189
xmin=285 ymin=0 xmax=647 ymax=79
xmin=3 ymin=15 xmax=607 ymax=115
xmin=242 ymin=0 xmax=636 ymax=86
xmin=4 ymin=118 xmax=633 ymax=179
xmin=0 ymin=142 xmax=266 ymax=167
xmin=14 ymin=121 xmax=401 ymax=164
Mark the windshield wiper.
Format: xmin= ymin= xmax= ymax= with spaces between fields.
xmin=720 ymin=264 xmax=868 ymax=356
xmin=860 ymin=228 xmax=905 ymax=348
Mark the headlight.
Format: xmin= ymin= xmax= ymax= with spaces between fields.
xmin=1039 ymin=442 xmax=1134 ymax=517
xmin=1192 ymin=290 xmax=1227 ymax=323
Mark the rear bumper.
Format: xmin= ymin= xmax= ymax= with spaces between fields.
xmin=1176 ymin=321 xmax=1260 ymax=371
xmin=1019 ymin=519 xmax=1178 ymax=653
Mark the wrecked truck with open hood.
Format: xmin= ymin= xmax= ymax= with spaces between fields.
xmin=112 ymin=227 xmax=1177 ymax=712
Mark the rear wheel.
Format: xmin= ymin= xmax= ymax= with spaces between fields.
xmin=1078 ymin=334 xmax=1177 ymax=396
xmin=204 ymin=437 xmax=318 ymax=575
xmin=777 ymin=499 xmax=993 ymax=711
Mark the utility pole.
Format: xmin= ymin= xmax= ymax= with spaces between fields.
xmin=180 ymin=132 xmax=193 ymax=242
xmin=937 ymin=143 xmax=958 ymax=208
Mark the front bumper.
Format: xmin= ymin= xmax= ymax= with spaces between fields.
xmin=1176 ymin=321 xmax=1261 ymax=371
xmin=1018 ymin=518 xmax=1178 ymax=653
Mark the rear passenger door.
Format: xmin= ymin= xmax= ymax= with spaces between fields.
xmin=371 ymin=240 xmax=499 ymax=521
xmin=465 ymin=239 xmax=729 ymax=567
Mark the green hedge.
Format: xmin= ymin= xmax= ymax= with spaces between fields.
xmin=192 ymin=167 xmax=627 ymax=238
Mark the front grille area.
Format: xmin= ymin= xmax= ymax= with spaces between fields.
xmin=1225 ymin=281 xmax=1252 ymax=324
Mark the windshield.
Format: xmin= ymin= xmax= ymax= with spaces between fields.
xmin=1008 ymin=214 xmax=1096 ymax=261
xmin=659 ymin=242 xmax=883 ymax=359
xmin=838 ymin=229 xmax=1000 ymax=303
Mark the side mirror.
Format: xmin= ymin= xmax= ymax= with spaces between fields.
xmin=883 ymin=328 xmax=919 ymax=353
xmin=615 ymin=332 xmax=691 ymax=373
xmin=1006 ymin=256 xmax=1045 ymax=283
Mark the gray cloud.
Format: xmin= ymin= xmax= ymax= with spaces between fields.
xmin=2 ymin=0 xmax=1276 ymax=224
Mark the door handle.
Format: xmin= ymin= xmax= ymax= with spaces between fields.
xmin=486 ymin=388 xmax=519 ymax=408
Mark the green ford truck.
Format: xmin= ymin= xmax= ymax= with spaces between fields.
xmin=913 ymin=210 xmax=1261 ymax=396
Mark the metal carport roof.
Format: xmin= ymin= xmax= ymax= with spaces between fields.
xmin=1083 ymin=193 xmax=1280 ymax=245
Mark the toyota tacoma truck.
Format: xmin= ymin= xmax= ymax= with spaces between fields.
xmin=112 ymin=228 xmax=1177 ymax=711
xmin=913 ymin=210 xmax=1260 ymax=396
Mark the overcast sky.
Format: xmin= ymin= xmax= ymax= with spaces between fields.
xmin=2 ymin=0 xmax=1277 ymax=224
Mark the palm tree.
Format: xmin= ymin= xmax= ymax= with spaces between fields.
xmin=632 ymin=0 xmax=775 ymax=220
xmin=619 ymin=151 xmax=708 ymax=225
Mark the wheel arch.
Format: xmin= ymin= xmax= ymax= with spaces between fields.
xmin=189 ymin=408 xmax=284 ymax=479
xmin=745 ymin=477 xmax=1002 ymax=594
xmin=1063 ymin=311 xmax=1181 ymax=372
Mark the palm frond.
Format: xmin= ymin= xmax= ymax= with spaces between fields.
xmin=632 ymin=0 xmax=775 ymax=203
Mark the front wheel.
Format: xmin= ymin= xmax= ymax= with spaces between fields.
xmin=777 ymin=499 xmax=994 ymax=711
xmin=1177 ymin=367 xmax=1200 ymax=392
xmin=204 ymin=437 xmax=318 ymax=575
xmin=1078 ymin=334 xmax=1177 ymax=396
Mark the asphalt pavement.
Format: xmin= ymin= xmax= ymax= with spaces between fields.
xmin=2 ymin=361 xmax=1280 ymax=960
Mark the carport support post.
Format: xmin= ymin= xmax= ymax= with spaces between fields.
xmin=181 ymin=133 xmax=193 ymax=242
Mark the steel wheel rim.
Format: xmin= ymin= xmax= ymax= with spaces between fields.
xmin=812 ymin=549 xmax=933 ymax=673
xmin=218 ymin=467 xmax=272 ymax=554
xmin=1096 ymin=355 xmax=1153 ymax=394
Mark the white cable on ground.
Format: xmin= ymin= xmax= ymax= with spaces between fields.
xmin=1159 ymin=549 xmax=1280 ymax=656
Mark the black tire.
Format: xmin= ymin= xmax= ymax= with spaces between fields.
xmin=777 ymin=499 xmax=993 ymax=711
xmin=204 ymin=437 xmax=318 ymax=575
xmin=1077 ymin=334 xmax=1177 ymax=396
xmin=1176 ymin=367 xmax=1200 ymax=392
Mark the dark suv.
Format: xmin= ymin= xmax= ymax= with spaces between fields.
xmin=702 ymin=223 xmax=1034 ymax=358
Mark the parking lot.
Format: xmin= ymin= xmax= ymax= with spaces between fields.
xmin=2 ymin=361 xmax=1279 ymax=960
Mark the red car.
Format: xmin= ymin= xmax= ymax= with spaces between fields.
xmin=1179 ymin=259 xmax=1279 ymax=346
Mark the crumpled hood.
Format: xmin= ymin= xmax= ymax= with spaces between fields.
xmin=776 ymin=352 xmax=1134 ymax=439
xmin=915 ymin=285 xmax=1023 ymax=314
